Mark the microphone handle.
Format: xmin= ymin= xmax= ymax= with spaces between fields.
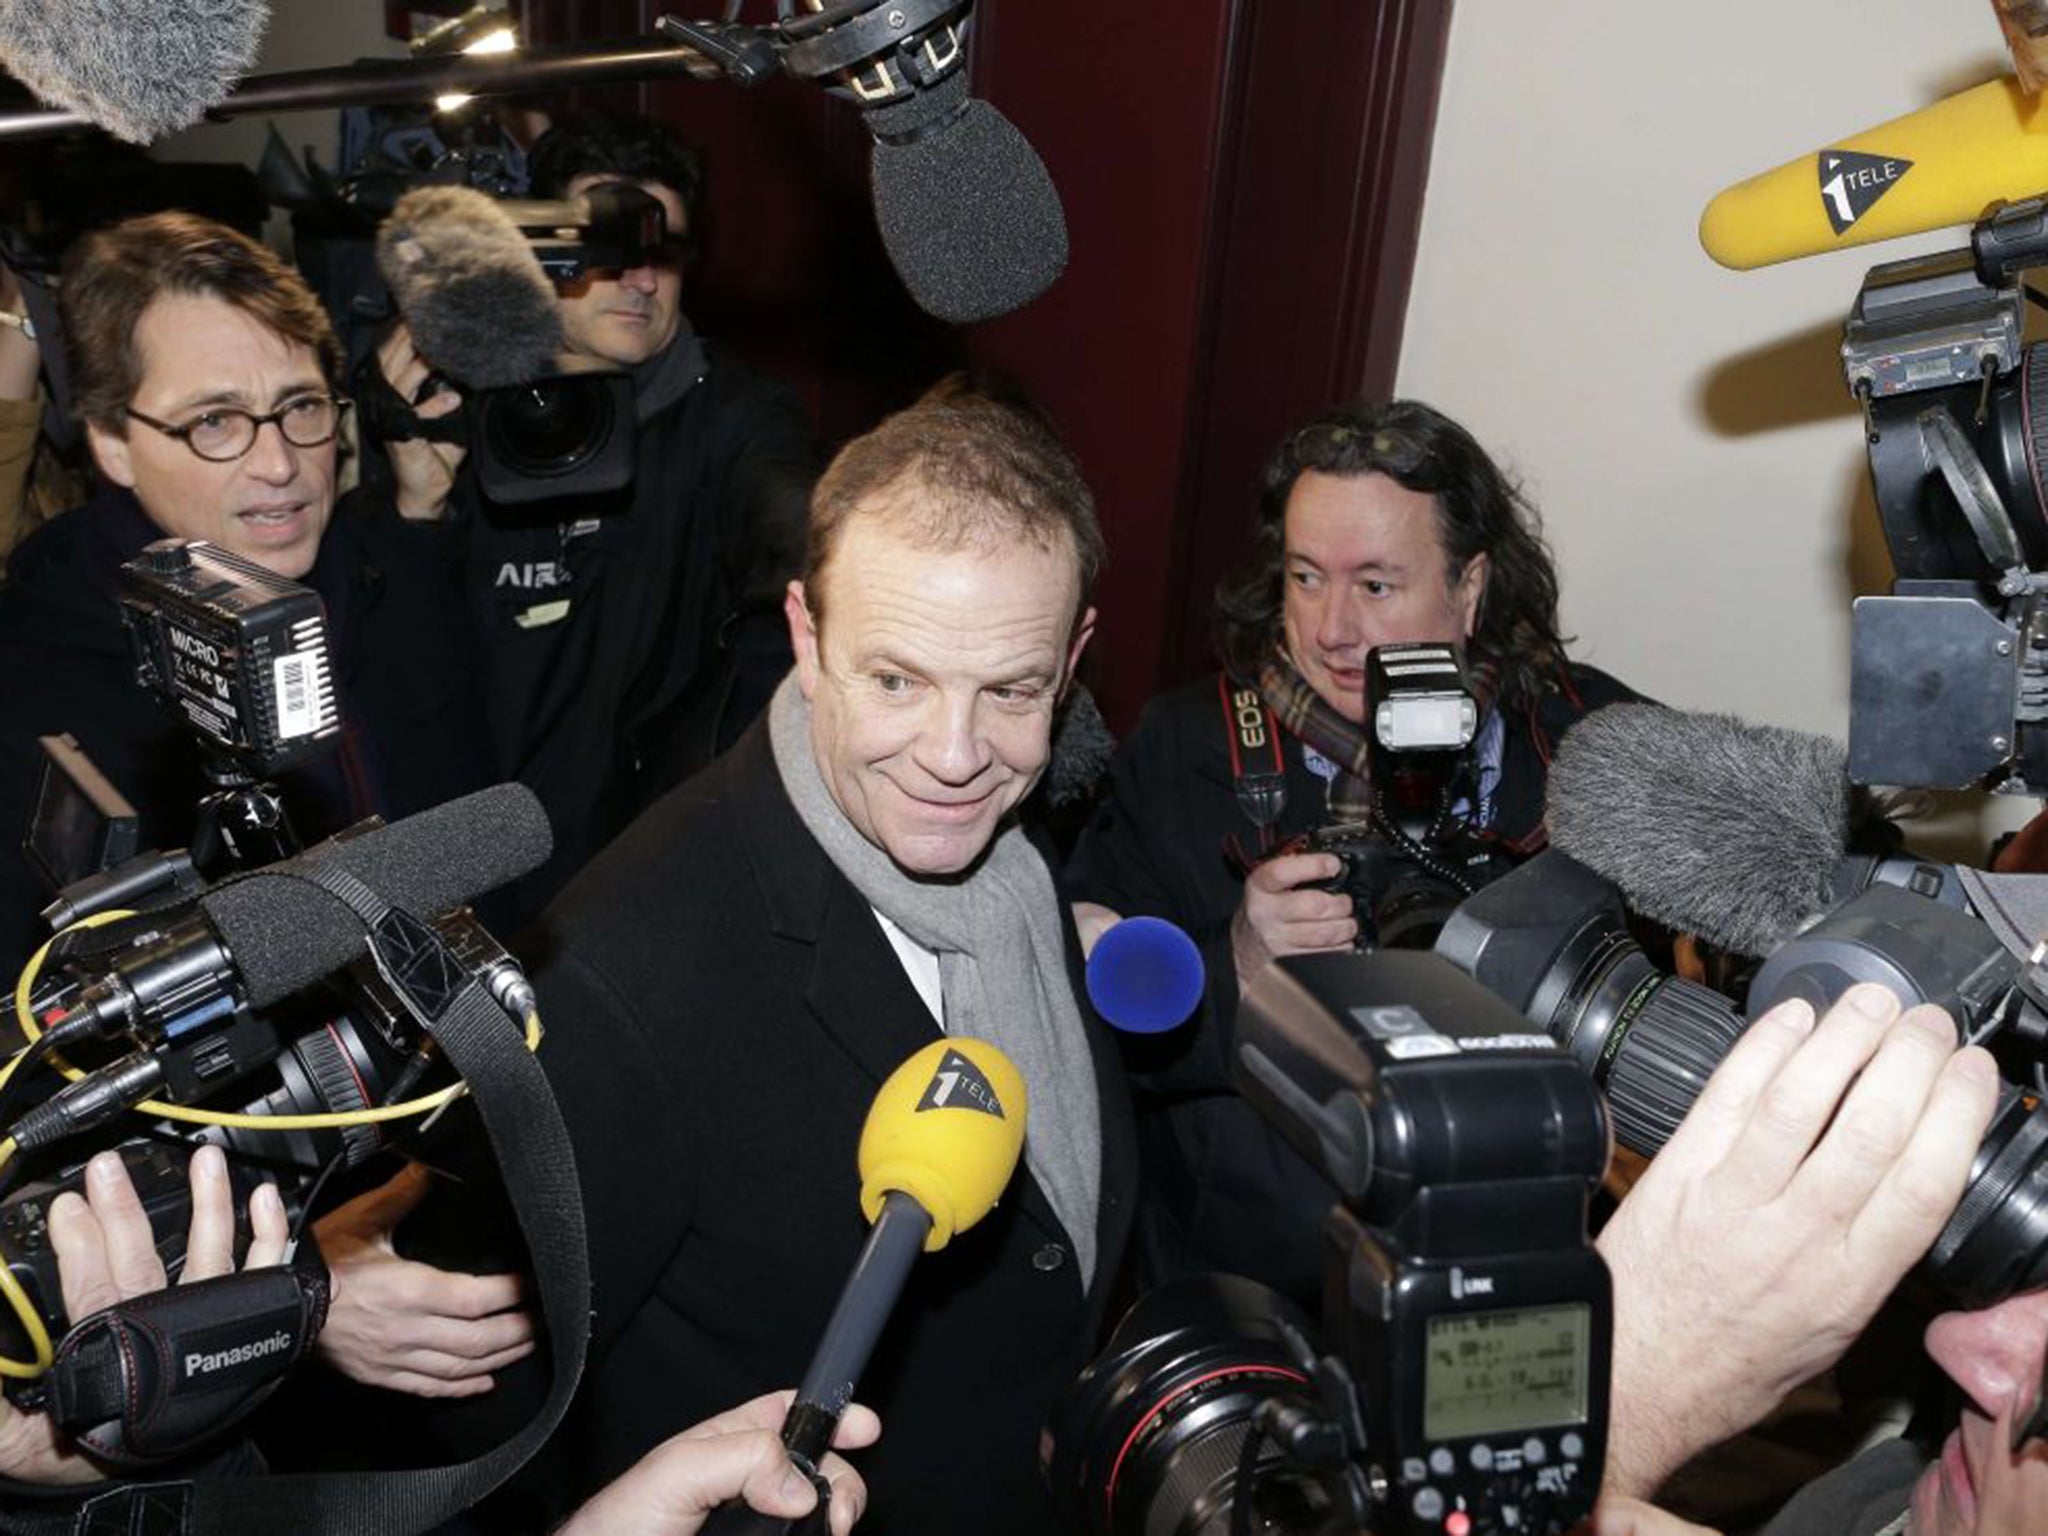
xmin=698 ymin=1191 xmax=934 ymax=1536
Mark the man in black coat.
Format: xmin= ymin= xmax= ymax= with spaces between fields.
xmin=484 ymin=383 xmax=1135 ymax=1535
xmin=370 ymin=112 xmax=819 ymax=917
xmin=1067 ymin=399 xmax=1640 ymax=1309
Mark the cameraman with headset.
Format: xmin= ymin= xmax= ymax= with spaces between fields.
xmin=1066 ymin=399 xmax=1639 ymax=1309
xmin=367 ymin=110 xmax=820 ymax=917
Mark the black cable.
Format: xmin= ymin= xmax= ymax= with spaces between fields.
xmin=0 ymin=1030 xmax=65 ymax=1145
xmin=1370 ymin=783 xmax=1478 ymax=897
xmin=1229 ymin=1410 xmax=1274 ymax=1536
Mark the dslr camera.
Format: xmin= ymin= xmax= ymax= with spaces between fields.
xmin=1298 ymin=643 xmax=1511 ymax=952
xmin=1046 ymin=951 xmax=1611 ymax=1536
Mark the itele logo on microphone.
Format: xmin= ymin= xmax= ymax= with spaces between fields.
xmin=1816 ymin=148 xmax=1913 ymax=235
xmin=916 ymin=1048 xmax=1006 ymax=1118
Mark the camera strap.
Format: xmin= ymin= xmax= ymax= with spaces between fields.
xmin=1217 ymin=673 xmax=1287 ymax=869
xmin=0 ymin=864 xmax=591 ymax=1536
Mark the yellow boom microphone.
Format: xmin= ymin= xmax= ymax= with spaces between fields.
xmin=1701 ymin=75 xmax=2048 ymax=269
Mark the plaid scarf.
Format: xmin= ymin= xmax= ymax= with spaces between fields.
xmin=1257 ymin=656 xmax=1377 ymax=822
xmin=1255 ymin=650 xmax=1501 ymax=824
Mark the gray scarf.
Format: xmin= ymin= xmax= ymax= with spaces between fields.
xmin=769 ymin=675 xmax=1102 ymax=1287
xmin=630 ymin=312 xmax=708 ymax=423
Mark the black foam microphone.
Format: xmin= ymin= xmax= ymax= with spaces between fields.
xmin=60 ymin=785 xmax=552 ymax=1050
xmin=1544 ymin=703 xmax=1967 ymax=955
xmin=863 ymin=70 xmax=1068 ymax=325
xmin=697 ymin=0 xmax=1068 ymax=324
xmin=0 ymin=0 xmax=268 ymax=144
xmin=375 ymin=187 xmax=565 ymax=390
xmin=198 ymin=783 xmax=552 ymax=1006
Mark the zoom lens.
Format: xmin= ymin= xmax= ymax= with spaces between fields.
xmin=1044 ymin=1275 xmax=1345 ymax=1536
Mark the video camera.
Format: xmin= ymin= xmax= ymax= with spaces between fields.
xmin=0 ymin=541 xmax=554 ymax=1472
xmin=1437 ymin=847 xmax=2048 ymax=1310
xmin=349 ymin=177 xmax=665 ymax=507
xmin=1842 ymin=199 xmax=2048 ymax=793
xmin=1046 ymin=952 xmax=1610 ymax=1536
xmin=1283 ymin=643 xmax=1511 ymax=952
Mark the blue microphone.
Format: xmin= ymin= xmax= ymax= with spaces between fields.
xmin=1085 ymin=917 xmax=1205 ymax=1034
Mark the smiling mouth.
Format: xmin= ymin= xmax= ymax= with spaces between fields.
xmin=901 ymin=787 xmax=996 ymax=821
xmin=238 ymin=503 xmax=305 ymax=526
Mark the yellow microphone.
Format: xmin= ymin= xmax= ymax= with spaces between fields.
xmin=704 ymin=1039 xmax=1027 ymax=1536
xmin=1701 ymin=75 xmax=2048 ymax=269
xmin=856 ymin=1037 xmax=1027 ymax=1246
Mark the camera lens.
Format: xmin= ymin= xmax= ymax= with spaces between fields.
xmin=1531 ymin=924 xmax=1748 ymax=1157
xmin=1865 ymin=347 xmax=2048 ymax=576
xmin=1925 ymin=1084 xmax=2048 ymax=1307
xmin=1044 ymin=1275 xmax=1344 ymax=1536
xmin=479 ymin=375 xmax=618 ymax=480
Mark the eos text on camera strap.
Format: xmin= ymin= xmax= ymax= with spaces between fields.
xmin=0 ymin=860 xmax=592 ymax=1536
xmin=1218 ymin=673 xmax=1288 ymax=869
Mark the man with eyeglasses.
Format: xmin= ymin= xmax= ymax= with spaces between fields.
xmin=1065 ymin=398 xmax=1641 ymax=1311
xmin=0 ymin=212 xmax=543 ymax=1414
xmin=0 ymin=212 xmax=498 ymax=963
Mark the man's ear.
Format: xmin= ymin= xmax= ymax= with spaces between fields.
xmin=786 ymin=580 xmax=820 ymax=699
xmin=85 ymin=419 xmax=136 ymax=491
xmin=1456 ymin=553 xmax=1489 ymax=643
xmin=1061 ymin=605 xmax=1098 ymax=698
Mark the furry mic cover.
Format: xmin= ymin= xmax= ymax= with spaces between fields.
xmin=376 ymin=186 xmax=564 ymax=390
xmin=0 ymin=0 xmax=268 ymax=143
xmin=1545 ymin=702 xmax=1849 ymax=956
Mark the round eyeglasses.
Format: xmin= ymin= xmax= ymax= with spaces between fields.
xmin=124 ymin=394 xmax=353 ymax=464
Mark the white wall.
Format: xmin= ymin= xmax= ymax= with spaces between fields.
xmin=1399 ymin=0 xmax=2033 ymax=853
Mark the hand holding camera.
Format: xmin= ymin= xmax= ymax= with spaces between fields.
xmin=1229 ymin=851 xmax=1358 ymax=991
xmin=374 ymin=322 xmax=469 ymax=525
xmin=1595 ymin=985 xmax=1997 ymax=1500
xmin=0 ymin=1144 xmax=286 ymax=1486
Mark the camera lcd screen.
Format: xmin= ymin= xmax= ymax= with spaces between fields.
xmin=23 ymin=734 xmax=137 ymax=895
xmin=1423 ymin=1303 xmax=1590 ymax=1442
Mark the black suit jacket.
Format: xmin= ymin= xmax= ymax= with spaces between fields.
xmin=507 ymin=720 xmax=1136 ymax=1535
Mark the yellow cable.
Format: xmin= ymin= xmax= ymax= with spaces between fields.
xmin=0 ymin=912 xmax=545 ymax=1383
xmin=11 ymin=913 xmax=542 ymax=1134
xmin=0 ymin=1138 xmax=54 ymax=1379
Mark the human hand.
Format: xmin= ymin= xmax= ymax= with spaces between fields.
xmin=554 ymin=1391 xmax=879 ymax=1536
xmin=0 ymin=1145 xmax=289 ymax=1485
xmin=1596 ymin=983 xmax=1997 ymax=1499
xmin=0 ymin=260 xmax=40 ymax=401
xmin=1072 ymin=902 xmax=1122 ymax=960
xmin=312 ymin=1162 xmax=534 ymax=1398
xmin=1229 ymin=851 xmax=1357 ymax=991
xmin=375 ymin=322 xmax=467 ymax=521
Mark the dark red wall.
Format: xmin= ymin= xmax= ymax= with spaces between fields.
xmin=520 ymin=0 xmax=1449 ymax=732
